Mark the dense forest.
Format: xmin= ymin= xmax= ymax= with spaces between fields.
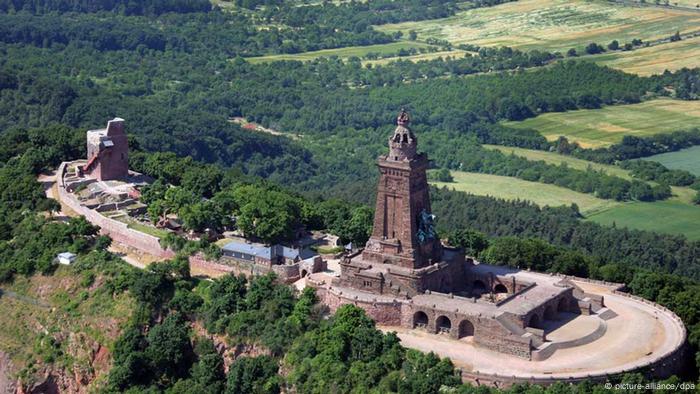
xmin=2 ymin=0 xmax=700 ymax=391
xmin=1 ymin=0 xmax=699 ymax=280
xmin=1 ymin=123 xmax=699 ymax=392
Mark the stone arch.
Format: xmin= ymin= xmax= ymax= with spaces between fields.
xmin=544 ymin=304 xmax=557 ymax=321
xmin=528 ymin=313 xmax=542 ymax=329
xmin=558 ymin=297 xmax=569 ymax=312
xmin=413 ymin=311 xmax=429 ymax=329
xmin=472 ymin=280 xmax=487 ymax=295
xmin=436 ymin=315 xmax=452 ymax=334
xmin=458 ymin=319 xmax=475 ymax=338
xmin=569 ymin=298 xmax=580 ymax=313
xmin=494 ymin=283 xmax=508 ymax=294
xmin=300 ymin=269 xmax=308 ymax=278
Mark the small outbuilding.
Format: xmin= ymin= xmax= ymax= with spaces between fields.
xmin=56 ymin=252 xmax=77 ymax=265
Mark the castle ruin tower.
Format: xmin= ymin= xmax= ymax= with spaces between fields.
xmin=82 ymin=117 xmax=129 ymax=181
xmin=362 ymin=109 xmax=443 ymax=269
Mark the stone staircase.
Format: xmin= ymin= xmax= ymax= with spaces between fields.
xmin=495 ymin=312 xmax=545 ymax=348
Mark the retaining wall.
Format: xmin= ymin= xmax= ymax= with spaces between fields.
xmin=462 ymin=289 xmax=687 ymax=388
xmin=56 ymin=162 xmax=306 ymax=280
xmin=318 ymin=287 xmax=403 ymax=326
xmin=57 ymin=162 xmax=174 ymax=259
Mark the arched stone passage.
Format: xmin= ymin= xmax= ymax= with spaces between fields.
xmin=436 ymin=315 xmax=452 ymax=334
xmin=544 ymin=304 xmax=557 ymax=321
xmin=458 ymin=319 xmax=475 ymax=338
xmin=494 ymin=283 xmax=508 ymax=294
xmin=413 ymin=311 xmax=429 ymax=329
xmin=472 ymin=280 xmax=487 ymax=295
xmin=528 ymin=313 xmax=542 ymax=329
xmin=558 ymin=297 xmax=569 ymax=312
xmin=569 ymin=298 xmax=580 ymax=313
xmin=300 ymin=269 xmax=308 ymax=278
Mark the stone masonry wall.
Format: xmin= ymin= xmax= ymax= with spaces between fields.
xmin=319 ymin=287 xmax=403 ymax=326
xmin=57 ymin=162 xmax=304 ymax=281
xmin=58 ymin=162 xmax=174 ymax=259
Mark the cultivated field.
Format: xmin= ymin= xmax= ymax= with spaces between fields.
xmin=440 ymin=154 xmax=700 ymax=239
xmin=587 ymin=199 xmax=700 ymax=240
xmin=503 ymin=98 xmax=700 ymax=148
xmin=245 ymin=41 xmax=432 ymax=63
xmin=362 ymin=49 xmax=469 ymax=66
xmin=431 ymin=171 xmax=619 ymax=215
xmin=591 ymin=35 xmax=700 ymax=75
xmin=375 ymin=0 xmax=700 ymax=52
xmin=484 ymin=145 xmax=632 ymax=179
xmin=643 ymin=145 xmax=700 ymax=176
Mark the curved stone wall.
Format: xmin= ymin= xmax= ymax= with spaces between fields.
xmin=57 ymin=162 xmax=175 ymax=259
xmin=56 ymin=162 xmax=307 ymax=281
xmin=462 ymin=288 xmax=687 ymax=387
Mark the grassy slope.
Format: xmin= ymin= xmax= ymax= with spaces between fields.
xmin=484 ymin=144 xmax=632 ymax=179
xmin=586 ymin=199 xmax=700 ymax=240
xmin=502 ymin=98 xmax=700 ymax=148
xmin=590 ymin=35 xmax=700 ymax=75
xmin=0 ymin=267 xmax=135 ymax=387
xmin=375 ymin=0 xmax=700 ymax=52
xmin=430 ymin=170 xmax=620 ymax=216
xmin=361 ymin=49 xmax=470 ymax=66
xmin=245 ymin=41 xmax=433 ymax=63
xmin=642 ymin=145 xmax=700 ymax=176
xmin=448 ymin=147 xmax=700 ymax=239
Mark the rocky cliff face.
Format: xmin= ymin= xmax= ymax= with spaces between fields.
xmin=0 ymin=269 xmax=134 ymax=394
xmin=10 ymin=341 xmax=111 ymax=394
xmin=0 ymin=351 xmax=16 ymax=394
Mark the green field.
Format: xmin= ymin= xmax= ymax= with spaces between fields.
xmin=245 ymin=41 xmax=433 ymax=63
xmin=591 ymin=35 xmax=700 ymax=76
xmin=431 ymin=170 xmax=620 ymax=215
xmin=643 ymin=145 xmax=700 ymax=176
xmin=587 ymin=199 xmax=700 ymax=240
xmin=436 ymin=164 xmax=700 ymax=239
xmin=375 ymin=0 xmax=700 ymax=52
xmin=362 ymin=49 xmax=469 ymax=66
xmin=503 ymin=98 xmax=700 ymax=148
xmin=484 ymin=144 xmax=632 ymax=179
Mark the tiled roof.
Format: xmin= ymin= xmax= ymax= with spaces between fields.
xmin=223 ymin=241 xmax=315 ymax=261
xmin=222 ymin=241 xmax=272 ymax=259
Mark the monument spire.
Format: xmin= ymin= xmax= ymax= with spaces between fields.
xmin=361 ymin=108 xmax=442 ymax=269
xmin=389 ymin=108 xmax=417 ymax=162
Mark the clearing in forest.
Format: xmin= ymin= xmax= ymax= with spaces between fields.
xmin=587 ymin=198 xmax=700 ymax=240
xmin=643 ymin=145 xmax=700 ymax=176
xmin=502 ymin=98 xmax=700 ymax=148
xmin=244 ymin=41 xmax=433 ymax=63
xmin=430 ymin=170 xmax=619 ymax=215
xmin=440 ymin=154 xmax=700 ymax=239
xmin=484 ymin=145 xmax=633 ymax=179
xmin=591 ymin=35 xmax=700 ymax=75
xmin=375 ymin=0 xmax=700 ymax=52
xmin=361 ymin=49 xmax=470 ymax=66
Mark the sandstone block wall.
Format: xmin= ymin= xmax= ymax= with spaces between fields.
xmin=320 ymin=287 xmax=403 ymax=326
xmin=57 ymin=162 xmax=308 ymax=282
xmin=58 ymin=162 xmax=174 ymax=259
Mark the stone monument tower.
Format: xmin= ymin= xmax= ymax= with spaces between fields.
xmin=362 ymin=109 xmax=443 ymax=269
xmin=337 ymin=109 xmax=466 ymax=296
